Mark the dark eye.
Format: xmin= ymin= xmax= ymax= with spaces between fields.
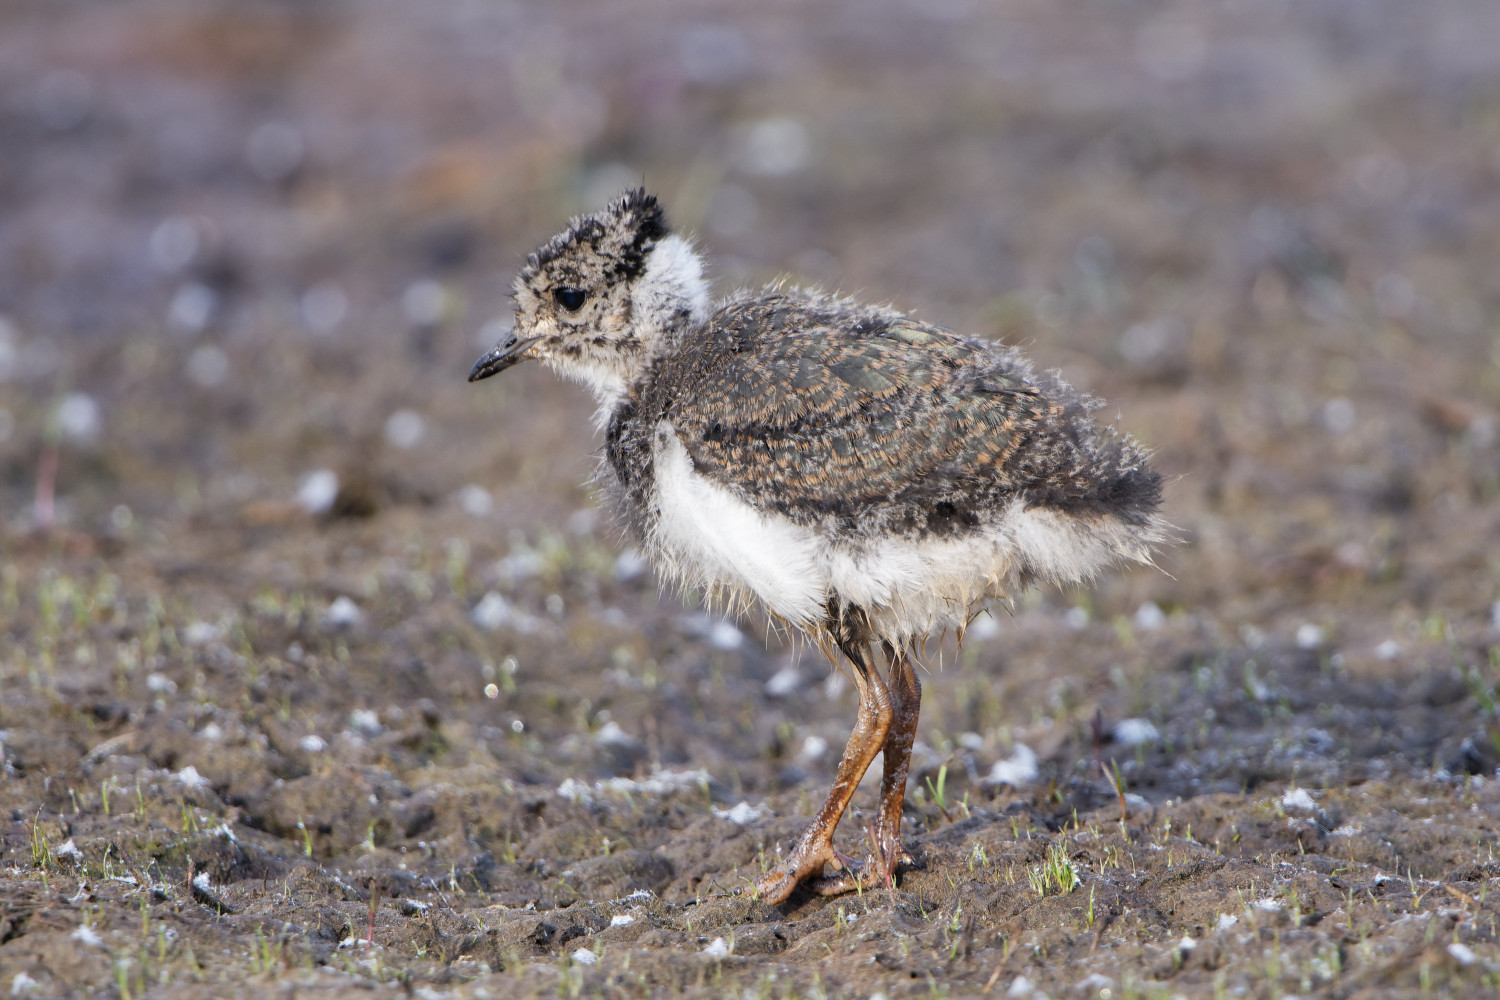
xmin=553 ymin=287 xmax=587 ymax=311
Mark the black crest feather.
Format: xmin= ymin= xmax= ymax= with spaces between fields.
xmin=613 ymin=187 xmax=669 ymax=243
xmin=527 ymin=188 xmax=671 ymax=284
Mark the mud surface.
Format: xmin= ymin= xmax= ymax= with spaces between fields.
xmin=3 ymin=1 xmax=1500 ymax=996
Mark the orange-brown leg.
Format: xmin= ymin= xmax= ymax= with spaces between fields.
xmin=871 ymin=642 xmax=921 ymax=879
xmin=809 ymin=641 xmax=921 ymax=894
xmin=753 ymin=607 xmax=891 ymax=905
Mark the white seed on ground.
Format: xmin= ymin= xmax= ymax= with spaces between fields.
xmin=384 ymin=409 xmax=425 ymax=450
xmin=984 ymin=744 xmax=1038 ymax=787
xmin=799 ymin=735 xmax=828 ymax=762
xmin=457 ymin=484 xmax=494 ymax=517
xmin=182 ymin=622 xmax=221 ymax=646
xmin=71 ymin=924 xmax=103 ymax=947
xmin=297 ymin=469 xmax=339 ymax=515
xmin=1113 ymin=718 xmax=1159 ymax=746
xmin=712 ymin=801 xmax=765 ymax=825
xmin=1133 ymin=601 xmax=1165 ymax=630
xmin=472 ymin=592 xmax=513 ymax=631
xmin=765 ymin=666 xmax=802 ymax=697
xmin=175 ymin=766 xmax=211 ymax=789
xmin=1280 ymin=788 xmax=1316 ymax=811
xmin=1296 ymin=623 xmax=1325 ymax=649
xmin=325 ymin=596 xmax=362 ymax=627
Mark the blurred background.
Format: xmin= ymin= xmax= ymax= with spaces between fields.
xmin=5 ymin=0 xmax=1500 ymax=777
xmin=5 ymin=1 xmax=1499 ymax=622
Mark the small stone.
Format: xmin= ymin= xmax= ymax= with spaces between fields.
xmin=325 ymin=596 xmax=362 ymax=627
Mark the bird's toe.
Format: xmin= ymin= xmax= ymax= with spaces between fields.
xmin=752 ymin=866 xmax=809 ymax=905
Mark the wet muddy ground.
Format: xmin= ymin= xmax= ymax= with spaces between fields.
xmin=3 ymin=1 xmax=1500 ymax=996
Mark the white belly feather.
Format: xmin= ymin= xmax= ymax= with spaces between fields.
xmin=648 ymin=423 xmax=1151 ymax=641
xmin=650 ymin=426 xmax=826 ymax=625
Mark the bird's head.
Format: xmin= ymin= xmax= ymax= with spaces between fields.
xmin=468 ymin=189 xmax=709 ymax=406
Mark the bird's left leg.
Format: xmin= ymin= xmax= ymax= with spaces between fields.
xmin=809 ymin=640 xmax=921 ymax=895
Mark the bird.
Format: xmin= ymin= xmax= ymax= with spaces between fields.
xmin=469 ymin=189 xmax=1166 ymax=905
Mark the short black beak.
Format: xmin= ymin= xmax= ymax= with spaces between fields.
xmin=468 ymin=334 xmax=540 ymax=382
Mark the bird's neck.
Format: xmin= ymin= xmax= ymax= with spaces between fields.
xmin=628 ymin=234 xmax=712 ymax=363
xmin=551 ymin=234 xmax=712 ymax=423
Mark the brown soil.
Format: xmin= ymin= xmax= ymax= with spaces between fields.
xmin=2 ymin=1 xmax=1499 ymax=997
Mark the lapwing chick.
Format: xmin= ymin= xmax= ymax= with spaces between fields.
xmin=470 ymin=189 xmax=1166 ymax=904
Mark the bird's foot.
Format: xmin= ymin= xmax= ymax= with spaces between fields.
xmin=805 ymin=823 xmax=917 ymax=896
xmin=802 ymin=850 xmax=918 ymax=896
xmin=750 ymin=837 xmax=857 ymax=905
xmin=753 ymin=825 xmax=917 ymax=901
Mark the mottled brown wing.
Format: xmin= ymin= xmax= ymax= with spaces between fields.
xmin=657 ymin=297 xmax=1061 ymax=529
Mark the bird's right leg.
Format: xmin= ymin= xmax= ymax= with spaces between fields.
xmin=752 ymin=606 xmax=891 ymax=905
xmin=867 ymin=642 xmax=921 ymax=883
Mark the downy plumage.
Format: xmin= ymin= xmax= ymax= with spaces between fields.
xmin=470 ymin=189 xmax=1166 ymax=904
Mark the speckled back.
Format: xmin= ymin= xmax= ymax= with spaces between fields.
xmin=605 ymin=289 xmax=1162 ymax=543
